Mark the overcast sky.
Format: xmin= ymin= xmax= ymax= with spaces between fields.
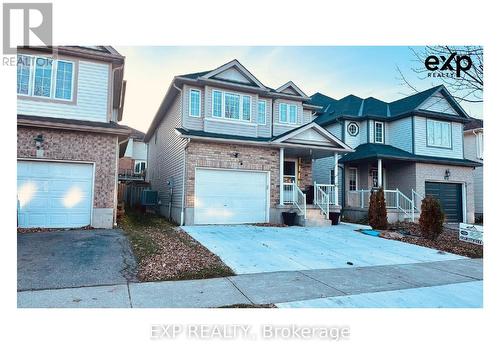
xmin=116 ymin=46 xmax=483 ymax=133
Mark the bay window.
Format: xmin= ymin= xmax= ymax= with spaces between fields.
xmin=427 ymin=119 xmax=451 ymax=148
xmin=211 ymin=89 xmax=252 ymax=122
xmin=189 ymin=89 xmax=201 ymax=117
xmin=17 ymin=54 xmax=75 ymax=101
xmin=258 ymin=100 xmax=266 ymax=124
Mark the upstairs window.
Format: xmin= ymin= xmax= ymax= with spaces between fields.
xmin=211 ymin=89 xmax=252 ymax=122
xmin=212 ymin=90 xmax=222 ymax=117
xmin=427 ymin=119 xmax=451 ymax=148
xmin=189 ymin=89 xmax=201 ymax=117
xmin=257 ymin=100 xmax=266 ymax=124
xmin=279 ymin=103 xmax=299 ymax=124
xmin=17 ymin=55 xmax=74 ymax=101
xmin=374 ymin=121 xmax=384 ymax=143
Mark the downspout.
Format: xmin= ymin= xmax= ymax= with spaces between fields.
xmin=172 ymin=82 xmax=186 ymax=226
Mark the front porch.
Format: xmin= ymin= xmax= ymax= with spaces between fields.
xmin=272 ymin=122 xmax=353 ymax=225
xmin=343 ymin=159 xmax=423 ymax=223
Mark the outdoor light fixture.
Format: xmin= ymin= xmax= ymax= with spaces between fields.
xmin=232 ymin=152 xmax=239 ymax=158
xmin=444 ymin=169 xmax=451 ymax=180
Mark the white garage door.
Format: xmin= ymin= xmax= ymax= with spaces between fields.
xmin=17 ymin=160 xmax=93 ymax=228
xmin=194 ymin=168 xmax=268 ymax=225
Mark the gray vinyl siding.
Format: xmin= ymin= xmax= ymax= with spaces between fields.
xmin=385 ymin=162 xmax=417 ymax=197
xmin=147 ymin=93 xmax=186 ymax=223
xmin=205 ymin=119 xmax=258 ymax=138
xmin=18 ymin=60 xmax=110 ymax=122
xmin=303 ymin=109 xmax=313 ymax=124
xmin=418 ymin=91 xmax=459 ymax=115
xmin=344 ymin=120 xmax=368 ymax=148
xmin=312 ymin=157 xmax=344 ymax=206
xmin=182 ymin=84 xmax=204 ymax=130
xmin=413 ymin=116 xmax=463 ymax=159
xmin=325 ymin=123 xmax=342 ymax=141
xmin=464 ymin=133 xmax=483 ymax=215
xmin=272 ymin=98 xmax=305 ymax=136
xmin=257 ymin=97 xmax=272 ymax=137
xmin=386 ymin=118 xmax=413 ymax=153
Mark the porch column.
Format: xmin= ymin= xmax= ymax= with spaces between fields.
xmin=377 ymin=158 xmax=382 ymax=188
xmin=279 ymin=147 xmax=284 ymax=205
xmin=334 ymin=152 xmax=339 ymax=205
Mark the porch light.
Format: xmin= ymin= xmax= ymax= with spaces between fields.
xmin=34 ymin=134 xmax=44 ymax=148
xmin=232 ymin=152 xmax=239 ymax=158
xmin=444 ymin=169 xmax=451 ymax=180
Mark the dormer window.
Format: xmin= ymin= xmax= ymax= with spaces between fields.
xmin=374 ymin=121 xmax=384 ymax=143
xmin=279 ymin=103 xmax=298 ymax=124
xmin=17 ymin=54 xmax=75 ymax=101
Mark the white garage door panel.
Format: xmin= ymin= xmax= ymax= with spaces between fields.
xmin=194 ymin=169 xmax=268 ymax=225
xmin=17 ymin=161 xmax=93 ymax=228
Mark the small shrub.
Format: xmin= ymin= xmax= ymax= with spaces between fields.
xmin=419 ymin=196 xmax=445 ymax=240
xmin=368 ymin=188 xmax=388 ymax=230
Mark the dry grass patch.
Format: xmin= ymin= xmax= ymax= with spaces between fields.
xmin=119 ymin=210 xmax=234 ymax=282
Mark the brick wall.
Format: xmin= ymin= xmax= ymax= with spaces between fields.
xmin=415 ymin=163 xmax=475 ymax=223
xmin=119 ymin=157 xmax=134 ymax=171
xmin=185 ymin=141 xmax=280 ymax=207
xmin=17 ymin=127 xmax=117 ymax=209
xmin=298 ymin=157 xmax=312 ymax=188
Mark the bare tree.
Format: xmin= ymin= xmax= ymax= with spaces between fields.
xmin=397 ymin=46 xmax=483 ymax=104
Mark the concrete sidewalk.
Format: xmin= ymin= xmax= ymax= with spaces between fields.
xmin=17 ymin=258 xmax=483 ymax=308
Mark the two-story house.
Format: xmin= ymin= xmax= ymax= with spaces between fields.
xmin=463 ymin=118 xmax=483 ymax=221
xmin=17 ymin=46 xmax=130 ymax=229
xmin=310 ymin=86 xmax=482 ymax=223
xmin=145 ymin=60 xmax=352 ymax=226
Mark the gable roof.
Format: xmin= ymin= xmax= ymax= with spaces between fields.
xmin=339 ymin=143 xmax=481 ymax=167
xmin=275 ymin=81 xmax=309 ymax=98
xmin=198 ymin=59 xmax=268 ymax=89
xmin=311 ymin=85 xmax=471 ymax=126
xmin=271 ymin=122 xmax=353 ymax=150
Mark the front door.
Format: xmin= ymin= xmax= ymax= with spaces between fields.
xmin=370 ymin=168 xmax=386 ymax=189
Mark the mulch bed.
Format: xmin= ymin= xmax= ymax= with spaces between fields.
xmin=119 ymin=211 xmax=234 ymax=282
xmin=381 ymin=221 xmax=483 ymax=258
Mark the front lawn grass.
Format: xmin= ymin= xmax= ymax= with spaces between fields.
xmin=119 ymin=209 xmax=234 ymax=282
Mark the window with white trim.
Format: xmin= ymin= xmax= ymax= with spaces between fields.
xmin=211 ymin=89 xmax=252 ymax=121
xmin=348 ymin=168 xmax=358 ymax=191
xmin=279 ymin=103 xmax=299 ymax=124
xmin=257 ymin=100 xmax=266 ymax=124
xmin=17 ymin=54 xmax=74 ymax=101
xmin=427 ymin=119 xmax=451 ymax=148
xmin=374 ymin=121 xmax=384 ymax=143
xmin=476 ymin=131 xmax=483 ymax=159
xmin=189 ymin=89 xmax=201 ymax=117
xmin=134 ymin=161 xmax=146 ymax=174
xmin=212 ymin=90 xmax=222 ymax=117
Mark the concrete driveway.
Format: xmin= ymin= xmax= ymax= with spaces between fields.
xmin=182 ymin=223 xmax=465 ymax=274
xmin=18 ymin=229 xmax=137 ymax=291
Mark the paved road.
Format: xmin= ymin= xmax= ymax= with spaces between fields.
xmin=18 ymin=258 xmax=483 ymax=308
xmin=18 ymin=229 xmax=137 ymax=291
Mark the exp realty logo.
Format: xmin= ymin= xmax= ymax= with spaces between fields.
xmin=424 ymin=52 xmax=472 ymax=78
xmin=2 ymin=3 xmax=52 ymax=60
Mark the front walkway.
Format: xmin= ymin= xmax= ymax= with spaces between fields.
xmin=18 ymin=258 xmax=483 ymax=308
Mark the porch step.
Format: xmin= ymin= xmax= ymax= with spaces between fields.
xmin=297 ymin=208 xmax=332 ymax=227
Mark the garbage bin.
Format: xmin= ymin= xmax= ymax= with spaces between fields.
xmin=282 ymin=211 xmax=297 ymax=226
xmin=329 ymin=211 xmax=341 ymax=225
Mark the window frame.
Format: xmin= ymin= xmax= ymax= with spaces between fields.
xmin=210 ymin=89 xmax=253 ymax=122
xmin=374 ymin=121 xmax=384 ymax=144
xmin=348 ymin=167 xmax=358 ymax=191
xmin=17 ymin=54 xmax=76 ymax=103
xmin=278 ymin=103 xmax=299 ymax=125
xmin=257 ymin=99 xmax=266 ymax=125
xmin=189 ymin=89 xmax=201 ymax=117
xmin=426 ymin=119 xmax=452 ymax=149
xmin=476 ymin=131 xmax=483 ymax=159
xmin=134 ymin=161 xmax=147 ymax=174
xmin=347 ymin=122 xmax=359 ymax=136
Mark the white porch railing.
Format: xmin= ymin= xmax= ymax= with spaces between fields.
xmin=283 ymin=182 xmax=307 ymax=219
xmin=347 ymin=189 xmax=420 ymax=221
xmin=314 ymin=184 xmax=330 ymax=217
xmin=314 ymin=183 xmax=338 ymax=206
